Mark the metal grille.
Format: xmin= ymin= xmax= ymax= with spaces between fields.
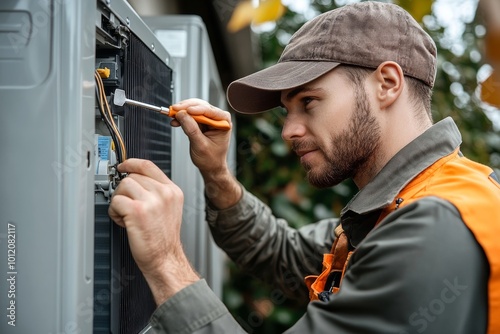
xmin=123 ymin=33 xmax=173 ymax=175
xmin=93 ymin=204 xmax=113 ymax=333
xmin=119 ymin=33 xmax=173 ymax=334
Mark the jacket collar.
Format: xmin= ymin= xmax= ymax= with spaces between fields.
xmin=339 ymin=117 xmax=462 ymax=243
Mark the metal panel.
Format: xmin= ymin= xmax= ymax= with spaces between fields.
xmin=0 ymin=0 xmax=95 ymax=332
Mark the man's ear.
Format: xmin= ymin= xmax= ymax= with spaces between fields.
xmin=373 ymin=61 xmax=404 ymax=110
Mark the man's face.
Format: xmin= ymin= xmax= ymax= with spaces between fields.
xmin=280 ymin=68 xmax=381 ymax=188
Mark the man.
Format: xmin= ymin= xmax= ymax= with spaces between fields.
xmin=109 ymin=2 xmax=500 ymax=333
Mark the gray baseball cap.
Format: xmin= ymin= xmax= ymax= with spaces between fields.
xmin=227 ymin=1 xmax=437 ymax=114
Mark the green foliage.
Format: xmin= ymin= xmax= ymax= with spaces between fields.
xmin=225 ymin=1 xmax=500 ymax=332
xmin=429 ymin=18 xmax=498 ymax=165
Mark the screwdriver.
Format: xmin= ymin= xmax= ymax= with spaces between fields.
xmin=113 ymin=89 xmax=230 ymax=130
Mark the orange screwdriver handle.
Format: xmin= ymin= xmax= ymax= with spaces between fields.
xmin=165 ymin=106 xmax=230 ymax=130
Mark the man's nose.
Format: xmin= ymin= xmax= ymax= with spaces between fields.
xmin=281 ymin=114 xmax=306 ymax=141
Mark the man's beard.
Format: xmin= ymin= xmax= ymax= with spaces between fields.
xmin=293 ymin=85 xmax=381 ymax=188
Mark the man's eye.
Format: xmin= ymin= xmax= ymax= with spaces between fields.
xmin=303 ymin=97 xmax=317 ymax=110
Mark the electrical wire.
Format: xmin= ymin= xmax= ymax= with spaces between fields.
xmin=94 ymin=70 xmax=127 ymax=163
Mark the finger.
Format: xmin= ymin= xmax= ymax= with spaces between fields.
xmin=171 ymin=116 xmax=208 ymax=132
xmin=113 ymin=176 xmax=150 ymax=201
xmin=108 ymin=194 xmax=135 ymax=227
xmin=126 ymin=173 xmax=165 ymax=193
xmin=118 ymin=159 xmax=170 ymax=184
xmin=175 ymin=111 xmax=210 ymax=142
xmin=172 ymin=100 xmax=231 ymax=122
xmin=170 ymin=118 xmax=181 ymax=127
xmin=185 ymin=105 xmax=231 ymax=123
xmin=172 ymin=98 xmax=209 ymax=110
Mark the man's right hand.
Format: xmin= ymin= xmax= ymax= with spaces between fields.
xmin=170 ymin=99 xmax=242 ymax=209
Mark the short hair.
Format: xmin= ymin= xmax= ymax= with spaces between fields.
xmin=338 ymin=64 xmax=433 ymax=122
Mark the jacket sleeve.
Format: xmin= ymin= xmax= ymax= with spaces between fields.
xmin=205 ymin=186 xmax=337 ymax=300
xmin=149 ymin=280 xmax=247 ymax=334
xmin=150 ymin=197 xmax=488 ymax=334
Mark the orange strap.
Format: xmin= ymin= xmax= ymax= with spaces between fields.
xmin=305 ymin=225 xmax=352 ymax=301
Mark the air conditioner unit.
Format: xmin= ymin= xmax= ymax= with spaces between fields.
xmin=0 ymin=1 xmax=228 ymax=333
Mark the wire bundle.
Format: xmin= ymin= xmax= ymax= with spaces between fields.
xmin=94 ymin=70 xmax=127 ymax=163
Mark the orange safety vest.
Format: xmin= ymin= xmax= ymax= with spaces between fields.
xmin=305 ymin=149 xmax=500 ymax=333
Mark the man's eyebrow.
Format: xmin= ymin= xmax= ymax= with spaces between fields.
xmin=281 ymin=86 xmax=326 ymax=105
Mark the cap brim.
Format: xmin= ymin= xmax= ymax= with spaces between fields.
xmin=227 ymin=61 xmax=341 ymax=114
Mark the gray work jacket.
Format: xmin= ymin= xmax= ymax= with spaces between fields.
xmin=149 ymin=117 xmax=489 ymax=333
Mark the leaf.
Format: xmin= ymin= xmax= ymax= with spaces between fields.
xmin=227 ymin=1 xmax=255 ymax=33
xmin=395 ymin=0 xmax=433 ymax=22
xmin=479 ymin=0 xmax=500 ymax=30
xmin=484 ymin=24 xmax=500 ymax=64
xmin=253 ymin=0 xmax=286 ymax=25
xmin=478 ymin=0 xmax=500 ymax=109
xmin=480 ymin=70 xmax=500 ymax=108
xmin=227 ymin=0 xmax=286 ymax=33
xmin=479 ymin=0 xmax=500 ymax=63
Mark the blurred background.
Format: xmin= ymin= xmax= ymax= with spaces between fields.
xmin=131 ymin=0 xmax=500 ymax=332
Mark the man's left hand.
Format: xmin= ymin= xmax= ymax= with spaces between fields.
xmin=108 ymin=158 xmax=199 ymax=305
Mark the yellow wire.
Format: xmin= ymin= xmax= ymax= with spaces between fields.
xmin=94 ymin=71 xmax=127 ymax=161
